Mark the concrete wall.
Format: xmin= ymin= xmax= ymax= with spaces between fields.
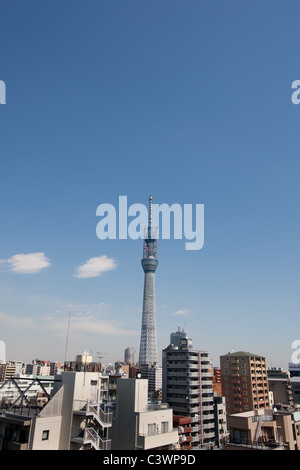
xmin=30 ymin=416 xmax=62 ymax=450
xmin=138 ymin=409 xmax=173 ymax=436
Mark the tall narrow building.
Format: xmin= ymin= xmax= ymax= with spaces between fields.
xmin=220 ymin=351 xmax=270 ymax=414
xmin=138 ymin=195 xmax=159 ymax=368
xmin=162 ymin=329 xmax=216 ymax=449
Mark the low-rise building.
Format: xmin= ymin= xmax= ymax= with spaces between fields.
xmin=111 ymin=378 xmax=178 ymax=450
xmin=226 ymin=408 xmax=300 ymax=450
xmin=0 ymin=371 xmax=112 ymax=450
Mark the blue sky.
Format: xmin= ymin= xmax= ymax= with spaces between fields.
xmin=0 ymin=1 xmax=299 ymax=368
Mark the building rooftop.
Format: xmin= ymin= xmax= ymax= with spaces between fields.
xmin=229 ymin=408 xmax=273 ymax=418
xmin=221 ymin=351 xmax=265 ymax=359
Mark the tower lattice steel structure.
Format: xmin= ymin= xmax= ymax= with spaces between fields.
xmin=138 ymin=195 xmax=159 ymax=366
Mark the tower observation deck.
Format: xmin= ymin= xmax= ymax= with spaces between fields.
xmin=138 ymin=195 xmax=159 ymax=366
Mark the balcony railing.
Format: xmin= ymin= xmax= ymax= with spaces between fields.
xmin=71 ymin=426 xmax=111 ymax=450
xmin=73 ymin=399 xmax=113 ymax=426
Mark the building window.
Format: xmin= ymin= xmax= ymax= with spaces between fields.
xmin=42 ymin=430 xmax=49 ymax=441
xmin=161 ymin=421 xmax=169 ymax=433
xmin=233 ymin=429 xmax=248 ymax=444
xmin=148 ymin=424 xmax=156 ymax=436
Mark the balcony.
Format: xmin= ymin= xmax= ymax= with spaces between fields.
xmin=201 ymin=395 xmax=214 ymax=403
xmin=137 ymin=429 xmax=179 ymax=450
xmin=178 ymin=426 xmax=192 ymax=434
xmin=167 ymin=371 xmax=188 ymax=378
xmin=203 ymin=431 xmax=215 ymax=440
xmin=4 ymin=441 xmax=28 ymax=450
xmin=201 ymin=372 xmax=213 ymax=378
xmin=179 ymin=434 xmax=192 ymax=444
xmin=202 ymin=404 xmax=214 ymax=412
xmin=187 ymin=372 xmax=199 ymax=378
xmin=73 ymin=400 xmax=113 ymax=427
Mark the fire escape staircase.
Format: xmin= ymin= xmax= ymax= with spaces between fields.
xmin=72 ymin=400 xmax=113 ymax=450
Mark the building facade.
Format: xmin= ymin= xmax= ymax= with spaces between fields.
xmin=213 ymin=394 xmax=229 ymax=447
xmin=111 ymin=378 xmax=178 ymax=450
xmin=220 ymin=351 xmax=270 ymax=415
xmin=162 ymin=330 xmax=215 ymax=448
xmin=267 ymin=368 xmax=294 ymax=410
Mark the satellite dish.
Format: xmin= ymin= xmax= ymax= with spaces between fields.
xmin=137 ymin=373 xmax=142 ymax=378
xmin=273 ymin=407 xmax=277 ymax=412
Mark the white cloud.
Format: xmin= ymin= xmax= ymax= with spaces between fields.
xmin=0 ymin=252 xmax=51 ymax=274
xmin=172 ymin=308 xmax=189 ymax=316
xmin=74 ymin=255 xmax=117 ymax=278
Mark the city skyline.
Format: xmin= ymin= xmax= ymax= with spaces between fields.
xmin=0 ymin=1 xmax=299 ymax=370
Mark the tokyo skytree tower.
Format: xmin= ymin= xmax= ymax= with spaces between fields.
xmin=138 ymin=195 xmax=159 ymax=366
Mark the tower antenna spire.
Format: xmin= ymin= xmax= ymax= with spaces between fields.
xmin=148 ymin=195 xmax=153 ymax=237
xmin=139 ymin=195 xmax=159 ymax=368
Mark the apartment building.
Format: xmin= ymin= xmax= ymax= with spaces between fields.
xmin=214 ymin=394 xmax=229 ymax=447
xmin=111 ymin=378 xmax=178 ymax=450
xmin=267 ymin=368 xmax=294 ymax=410
xmin=220 ymin=351 xmax=270 ymax=414
xmin=162 ymin=329 xmax=216 ymax=448
xmin=0 ymin=363 xmax=16 ymax=382
xmin=288 ymin=364 xmax=300 ymax=405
